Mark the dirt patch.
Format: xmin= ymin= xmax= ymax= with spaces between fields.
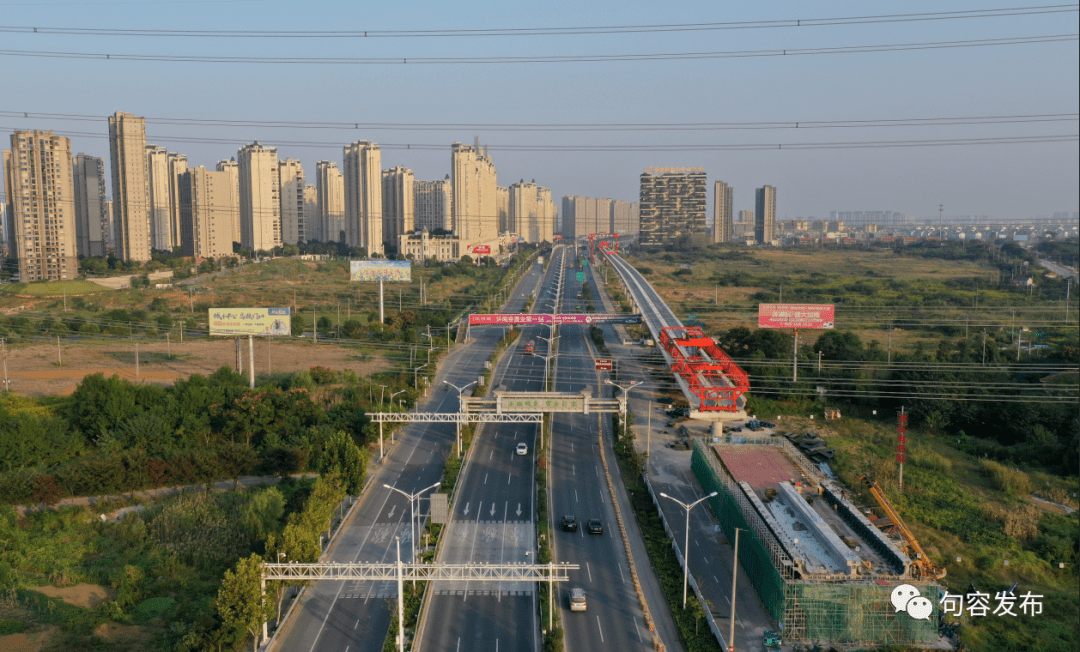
xmin=5 ymin=339 xmax=386 ymax=397
xmin=27 ymin=584 xmax=115 ymax=609
xmin=0 ymin=627 xmax=56 ymax=652
xmin=94 ymin=622 xmax=150 ymax=643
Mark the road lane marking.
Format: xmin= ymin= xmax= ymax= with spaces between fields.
xmin=574 ymin=490 xmax=578 ymax=503
xmin=484 ymin=473 xmax=488 ymax=484
xmin=618 ymin=562 xmax=626 ymax=584
xmin=508 ymin=472 xmax=512 ymax=484
xmin=586 ymin=562 xmax=592 ymax=582
xmin=596 ymin=616 xmax=604 ymax=642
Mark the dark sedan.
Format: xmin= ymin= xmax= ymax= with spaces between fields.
xmin=562 ymin=515 xmax=578 ymax=532
xmin=587 ymin=519 xmax=603 ymax=535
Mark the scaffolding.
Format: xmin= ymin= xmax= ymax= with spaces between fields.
xmin=691 ymin=438 xmax=940 ymax=646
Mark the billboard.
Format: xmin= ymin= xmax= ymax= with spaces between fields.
xmin=350 ymin=260 xmax=412 ymax=283
xmin=758 ymin=304 xmax=835 ymax=329
xmin=468 ymin=313 xmax=643 ymax=326
xmin=469 ymin=245 xmax=491 ymax=255
xmin=209 ymin=308 xmax=291 ymax=337
xmin=595 ymin=359 xmax=613 ymax=371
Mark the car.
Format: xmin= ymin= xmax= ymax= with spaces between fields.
xmin=516 ymin=442 xmax=528 ymax=456
xmin=587 ymin=519 xmax=603 ymax=535
xmin=569 ymin=588 xmax=587 ymax=612
xmin=657 ymin=397 xmax=674 ymax=404
xmin=561 ymin=515 xmax=578 ymax=532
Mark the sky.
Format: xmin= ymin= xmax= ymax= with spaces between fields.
xmin=1 ymin=0 xmax=1077 ymax=222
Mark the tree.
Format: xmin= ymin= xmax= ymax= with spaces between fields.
xmin=216 ymin=553 xmax=275 ymax=652
xmin=218 ymin=442 xmax=258 ymax=490
xmin=318 ymin=430 xmax=367 ymax=494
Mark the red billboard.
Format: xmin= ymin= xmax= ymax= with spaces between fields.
xmin=758 ymin=304 xmax=835 ymax=329
xmin=469 ymin=245 xmax=492 ymax=255
xmin=595 ymin=359 xmax=613 ymax=371
xmin=468 ymin=313 xmax=643 ymax=326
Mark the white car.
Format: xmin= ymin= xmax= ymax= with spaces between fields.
xmin=516 ymin=442 xmax=528 ymax=456
xmin=569 ymin=588 xmax=587 ymax=612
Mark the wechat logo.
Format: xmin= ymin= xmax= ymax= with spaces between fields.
xmin=891 ymin=584 xmax=933 ymax=621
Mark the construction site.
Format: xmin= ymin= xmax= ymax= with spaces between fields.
xmin=691 ymin=434 xmax=946 ymax=646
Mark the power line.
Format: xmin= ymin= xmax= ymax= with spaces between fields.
xmin=2 ymin=110 xmax=1074 ymax=132
xmin=1 ymin=5 xmax=1074 ymax=38
xmin=0 ymin=34 xmax=1074 ymax=65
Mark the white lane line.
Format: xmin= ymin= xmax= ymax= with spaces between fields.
xmin=484 ymin=473 xmax=488 ymax=484
xmin=354 ymin=619 xmax=359 ymax=629
xmin=456 ymin=638 xmax=461 ymax=652
xmin=574 ymin=489 xmax=578 ymax=503
xmin=634 ymin=619 xmax=643 ymax=642
xmin=508 ymin=472 xmax=512 ymax=484
xmin=725 ymin=595 xmax=730 ymax=604
xmin=489 ymin=450 xmax=494 ymax=459
xmin=618 ymin=562 xmax=626 ymax=584
xmin=713 ymin=575 xmax=719 ymax=584
xmin=596 ymin=616 xmax=604 ymax=642
xmin=572 ymin=464 xmax=575 ymax=475
xmin=586 ymin=562 xmax=592 ymax=582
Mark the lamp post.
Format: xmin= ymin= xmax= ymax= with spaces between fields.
xmin=413 ymin=362 xmax=430 ymax=389
xmin=728 ymin=527 xmax=745 ymax=652
xmin=537 ymin=335 xmax=559 ymax=390
xmin=660 ymin=491 xmax=718 ymax=608
xmin=384 ymin=481 xmax=441 ymax=582
xmin=444 ymin=380 xmax=477 ymax=456
xmin=379 ymin=384 xmax=388 ymax=409
xmin=603 ymin=378 xmax=643 ymax=438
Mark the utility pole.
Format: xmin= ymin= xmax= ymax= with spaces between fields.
xmin=57 ymin=336 xmax=61 ymax=368
xmin=2 ymin=338 xmax=9 ymax=391
xmin=729 ymin=527 xmax=743 ymax=652
xmin=135 ymin=343 xmax=139 ymax=377
xmin=887 ymin=326 xmax=893 ymax=364
xmin=248 ymin=335 xmax=255 ymax=389
xmin=792 ymin=329 xmax=798 ymax=382
xmin=939 ymin=204 xmax=944 ymax=241
xmin=982 ymin=330 xmax=987 ymax=366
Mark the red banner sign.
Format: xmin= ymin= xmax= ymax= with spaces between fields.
xmin=758 ymin=304 xmax=835 ymax=329
xmin=469 ymin=245 xmax=492 ymax=255
xmin=468 ymin=313 xmax=643 ymax=326
xmin=595 ymin=359 xmax=613 ymax=371
xmin=468 ymin=314 xmax=551 ymax=326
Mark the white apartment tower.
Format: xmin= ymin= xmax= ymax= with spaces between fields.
xmin=713 ymin=180 xmax=733 ymax=243
xmin=279 ymin=158 xmax=306 ymax=245
xmin=413 ymin=176 xmax=451 ymax=233
xmin=509 ymin=180 xmax=555 ymax=243
xmin=450 ymin=141 xmax=498 ymax=248
xmin=109 ymin=111 xmax=151 ymax=262
xmin=496 ymin=186 xmax=510 ymax=234
xmin=3 ymin=130 xmax=78 ymax=280
xmin=381 ymin=166 xmax=414 ymax=252
xmin=215 ymin=158 xmax=240 ymax=244
xmin=72 ymin=153 xmax=109 ymax=257
xmin=343 ymin=141 xmax=383 ymax=256
xmin=145 ymin=145 xmax=172 ymax=251
xmin=316 ymin=160 xmax=345 ymax=243
xmin=179 ymin=166 xmax=235 ymax=259
xmin=303 ymin=184 xmax=318 ymax=242
xmin=755 ymin=185 xmax=777 ymax=244
xmin=167 ymin=152 xmax=188 ymax=249
xmin=237 ymin=142 xmax=281 ymax=252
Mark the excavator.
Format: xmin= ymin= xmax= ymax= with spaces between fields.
xmin=858 ymin=475 xmax=947 ymax=580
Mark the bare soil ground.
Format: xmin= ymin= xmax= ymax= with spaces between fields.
xmin=0 ymin=627 xmax=57 ymax=652
xmin=27 ymin=584 xmax=115 ymax=609
xmin=5 ymin=338 xmax=387 ymax=396
xmin=93 ymin=622 xmax=150 ymax=644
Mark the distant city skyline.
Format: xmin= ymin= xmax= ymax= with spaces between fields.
xmin=0 ymin=1 xmax=1074 ymax=222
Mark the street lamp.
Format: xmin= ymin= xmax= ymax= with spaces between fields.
xmin=603 ymin=378 xmax=643 ymax=437
xmin=444 ymin=380 xmax=477 ymax=456
xmin=413 ymin=362 xmax=430 ymax=389
xmin=384 ymin=481 xmax=441 ymax=572
xmin=659 ymin=491 xmax=718 ymax=609
xmin=728 ymin=527 xmax=745 ymax=652
xmin=537 ymin=335 xmax=559 ymax=390
xmin=379 ymin=384 xmax=388 ymax=409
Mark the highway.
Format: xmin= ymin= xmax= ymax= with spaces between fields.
xmin=273 ymin=256 xmax=546 ymax=652
xmin=414 ymin=247 xmax=567 ymax=652
xmin=548 ymin=251 xmax=653 ymax=652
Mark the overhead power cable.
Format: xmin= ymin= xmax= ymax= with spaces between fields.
xmin=2 ymin=126 xmax=1073 ymax=151
xmin=0 ymin=34 xmax=1074 ymax=65
xmin=1 ymin=110 xmax=1075 ymax=132
xmin=1 ymin=5 xmax=1074 ymax=38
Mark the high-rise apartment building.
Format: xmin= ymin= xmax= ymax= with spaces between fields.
xmin=315 ymin=160 xmax=345 ymax=243
xmin=303 ymin=184 xmax=318 ymax=242
xmin=593 ymin=198 xmax=612 ymax=235
xmin=638 ymin=167 xmax=707 ymax=248
xmin=72 ymin=153 xmax=109 ymax=257
xmin=381 ymin=166 xmax=414 ymax=252
xmin=560 ymin=195 xmax=587 ymax=242
xmin=712 ymin=181 xmax=733 ymax=243
xmin=179 ymin=166 xmax=235 ymax=259
xmin=497 ymin=186 xmax=510 ymax=234
xmin=343 ymin=141 xmax=382 ymax=255
xmin=755 ymin=185 xmax=777 ymax=244
xmin=414 ymin=176 xmax=451 ymax=233
xmin=450 ymin=141 xmax=498 ymax=248
xmin=509 ymin=181 xmax=556 ymax=244
xmin=167 ymin=153 xmax=188 ymax=249
xmin=536 ymin=186 xmax=555 ymax=244
xmin=109 ymin=111 xmax=151 ymax=262
xmin=611 ymin=200 xmax=631 ymax=236
xmin=3 ymin=130 xmax=77 ymax=280
xmin=146 ymin=145 xmax=172 ymax=251
xmin=278 ymin=158 xmax=305 ymax=245
xmin=738 ymin=209 xmax=755 ymax=224
xmin=237 ymin=141 xmax=281 ymax=252
xmin=215 ymin=158 xmax=240 ymax=243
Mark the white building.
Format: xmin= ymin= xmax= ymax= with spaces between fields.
xmin=237 ymin=141 xmax=282 ymax=253
xmin=343 ymin=141 xmax=383 ymax=255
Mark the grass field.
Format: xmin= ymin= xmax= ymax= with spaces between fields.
xmin=0 ymin=280 xmax=111 ymax=297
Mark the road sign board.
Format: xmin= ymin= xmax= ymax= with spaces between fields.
xmin=576 ymin=272 xmax=585 ymax=281
xmin=430 ymin=493 xmax=449 ymax=524
xmin=758 ymin=303 xmax=835 ymax=329
xmin=595 ymin=359 xmax=613 ymax=371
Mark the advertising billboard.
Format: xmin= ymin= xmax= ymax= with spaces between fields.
xmin=209 ymin=308 xmax=291 ymax=337
xmin=758 ymin=304 xmax=835 ymax=329
xmin=469 ymin=245 xmax=492 ymax=255
xmin=595 ymin=359 xmax=613 ymax=371
xmin=350 ymin=260 xmax=412 ymax=283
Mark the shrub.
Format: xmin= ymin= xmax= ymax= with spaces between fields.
xmin=979 ymin=459 xmax=1033 ymax=496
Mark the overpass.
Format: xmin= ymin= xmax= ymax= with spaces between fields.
xmin=603 ymin=252 xmax=749 ymax=420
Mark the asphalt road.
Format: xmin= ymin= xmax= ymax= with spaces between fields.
xmin=274 ymin=257 xmax=546 ymax=652
xmin=415 ymin=247 xmax=567 ymax=652
xmin=549 ymin=250 xmax=653 ymax=652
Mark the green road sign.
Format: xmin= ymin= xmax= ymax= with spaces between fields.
xmin=576 ymin=272 xmax=585 ymax=282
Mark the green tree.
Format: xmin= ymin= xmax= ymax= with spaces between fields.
xmin=241 ymin=488 xmax=285 ymax=544
xmin=219 ymin=442 xmax=259 ymax=490
xmin=215 ymin=553 xmax=275 ymax=652
xmin=319 ymin=430 xmax=367 ymax=494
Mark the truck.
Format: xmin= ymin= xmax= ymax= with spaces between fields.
xmin=524 ymin=340 xmax=535 ymax=354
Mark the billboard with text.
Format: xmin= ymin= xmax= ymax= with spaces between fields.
xmin=468 ymin=313 xmax=642 ymax=326
xmin=350 ymin=260 xmax=412 ymax=283
xmin=209 ymin=308 xmax=291 ymax=337
xmin=469 ymin=245 xmax=492 ymax=255
xmin=758 ymin=304 xmax=835 ymax=329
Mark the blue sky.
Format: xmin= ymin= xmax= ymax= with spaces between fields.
xmin=1 ymin=0 xmax=1077 ymax=221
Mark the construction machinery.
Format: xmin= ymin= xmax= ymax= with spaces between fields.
xmin=858 ymin=475 xmax=947 ymax=580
